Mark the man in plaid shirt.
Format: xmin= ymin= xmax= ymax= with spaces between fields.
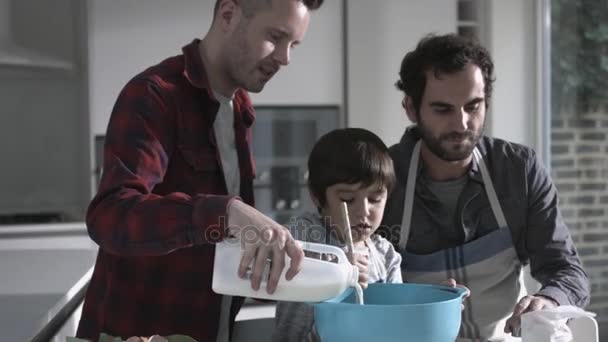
xmin=76 ymin=0 xmax=323 ymax=341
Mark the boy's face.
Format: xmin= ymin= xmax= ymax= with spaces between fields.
xmin=316 ymin=182 xmax=388 ymax=244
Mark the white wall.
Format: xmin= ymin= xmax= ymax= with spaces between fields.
xmin=89 ymin=0 xmax=537 ymax=148
xmin=346 ymin=0 xmax=457 ymax=146
xmin=88 ymin=0 xmax=213 ymax=136
xmin=486 ymin=0 xmax=537 ymax=147
xmin=346 ymin=0 xmax=539 ymax=149
xmin=249 ymin=0 xmax=343 ymax=105
xmin=88 ymin=0 xmax=342 ymax=136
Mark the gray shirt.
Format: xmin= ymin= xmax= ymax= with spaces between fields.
xmin=424 ymin=174 xmax=470 ymax=241
xmin=213 ymin=91 xmax=240 ymax=196
xmin=212 ymin=91 xmax=239 ymax=342
xmin=381 ymin=126 xmax=590 ymax=308
xmin=272 ymin=212 xmax=403 ymax=342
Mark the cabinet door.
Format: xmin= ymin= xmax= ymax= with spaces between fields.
xmin=0 ymin=0 xmax=90 ymax=221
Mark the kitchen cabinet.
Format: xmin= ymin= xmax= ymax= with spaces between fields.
xmin=0 ymin=0 xmax=73 ymax=69
xmin=0 ymin=0 xmax=91 ymax=221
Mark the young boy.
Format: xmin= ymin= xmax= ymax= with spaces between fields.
xmin=272 ymin=128 xmax=402 ymax=342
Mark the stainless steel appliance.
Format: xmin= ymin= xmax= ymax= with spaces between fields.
xmin=251 ymin=105 xmax=340 ymax=224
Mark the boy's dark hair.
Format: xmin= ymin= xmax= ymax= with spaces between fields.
xmin=395 ymin=33 xmax=495 ymax=114
xmin=214 ymin=0 xmax=323 ymax=18
xmin=308 ymin=128 xmax=396 ymax=208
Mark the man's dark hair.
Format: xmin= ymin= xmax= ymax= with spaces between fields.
xmin=213 ymin=0 xmax=323 ymax=18
xmin=307 ymin=128 xmax=396 ymax=209
xmin=395 ymin=33 xmax=495 ymax=113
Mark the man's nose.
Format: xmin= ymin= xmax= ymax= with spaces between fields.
xmin=455 ymin=109 xmax=470 ymax=132
xmin=273 ymin=45 xmax=290 ymax=66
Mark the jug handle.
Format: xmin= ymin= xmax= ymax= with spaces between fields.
xmin=295 ymin=240 xmax=349 ymax=265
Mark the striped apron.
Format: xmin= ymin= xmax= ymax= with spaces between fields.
xmin=400 ymin=141 xmax=525 ymax=341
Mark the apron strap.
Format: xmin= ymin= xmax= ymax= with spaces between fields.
xmin=399 ymin=142 xmax=508 ymax=250
xmin=473 ymin=148 xmax=508 ymax=229
xmin=399 ymin=141 xmax=421 ymax=251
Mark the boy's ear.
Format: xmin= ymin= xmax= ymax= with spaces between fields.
xmin=308 ymin=188 xmax=322 ymax=209
xmin=404 ymin=96 xmax=418 ymax=123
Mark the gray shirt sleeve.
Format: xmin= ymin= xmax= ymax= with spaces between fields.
xmin=369 ymin=234 xmax=403 ymax=283
xmin=524 ymin=150 xmax=590 ymax=307
xmin=272 ymin=301 xmax=317 ymax=342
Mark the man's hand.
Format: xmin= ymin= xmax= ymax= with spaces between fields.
xmin=441 ymin=278 xmax=470 ymax=310
xmin=226 ymin=200 xmax=304 ymax=294
xmin=125 ymin=336 xmax=168 ymax=342
xmin=504 ymin=295 xmax=558 ymax=336
xmin=441 ymin=278 xmax=457 ymax=288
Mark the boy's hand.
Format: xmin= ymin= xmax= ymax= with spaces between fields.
xmin=353 ymin=252 xmax=370 ymax=289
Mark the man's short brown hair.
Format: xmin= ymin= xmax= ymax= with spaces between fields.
xmin=213 ymin=0 xmax=323 ymax=18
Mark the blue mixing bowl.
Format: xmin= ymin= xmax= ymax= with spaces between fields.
xmin=314 ymin=283 xmax=468 ymax=342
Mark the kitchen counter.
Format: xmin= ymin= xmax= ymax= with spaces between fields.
xmin=0 ymin=222 xmax=279 ymax=342
xmin=0 ymin=222 xmax=97 ymax=342
xmin=25 ymin=266 xmax=92 ymax=342
xmin=0 ymin=223 xmax=532 ymax=342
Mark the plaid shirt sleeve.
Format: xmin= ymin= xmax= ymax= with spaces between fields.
xmin=88 ymin=76 xmax=233 ymax=256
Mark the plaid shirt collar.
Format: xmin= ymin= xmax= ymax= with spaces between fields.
xmin=182 ymin=39 xmax=255 ymax=128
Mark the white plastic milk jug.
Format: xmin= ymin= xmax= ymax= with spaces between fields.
xmin=212 ymin=239 xmax=359 ymax=302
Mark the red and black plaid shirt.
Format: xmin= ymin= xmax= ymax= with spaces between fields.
xmin=77 ymin=39 xmax=255 ymax=342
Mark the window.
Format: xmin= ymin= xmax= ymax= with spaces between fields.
xmin=456 ymin=0 xmax=488 ymax=44
xmin=547 ymin=0 xmax=608 ymax=335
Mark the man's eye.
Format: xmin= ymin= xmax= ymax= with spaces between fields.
xmin=269 ymin=33 xmax=280 ymax=42
xmin=465 ymin=104 xmax=480 ymax=113
xmin=369 ymin=197 xmax=382 ymax=203
xmin=340 ymin=198 xmax=354 ymax=204
xmin=433 ymin=107 xmax=451 ymax=114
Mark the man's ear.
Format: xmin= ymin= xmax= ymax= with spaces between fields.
xmin=215 ymin=0 xmax=241 ymax=32
xmin=404 ymin=96 xmax=418 ymax=123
